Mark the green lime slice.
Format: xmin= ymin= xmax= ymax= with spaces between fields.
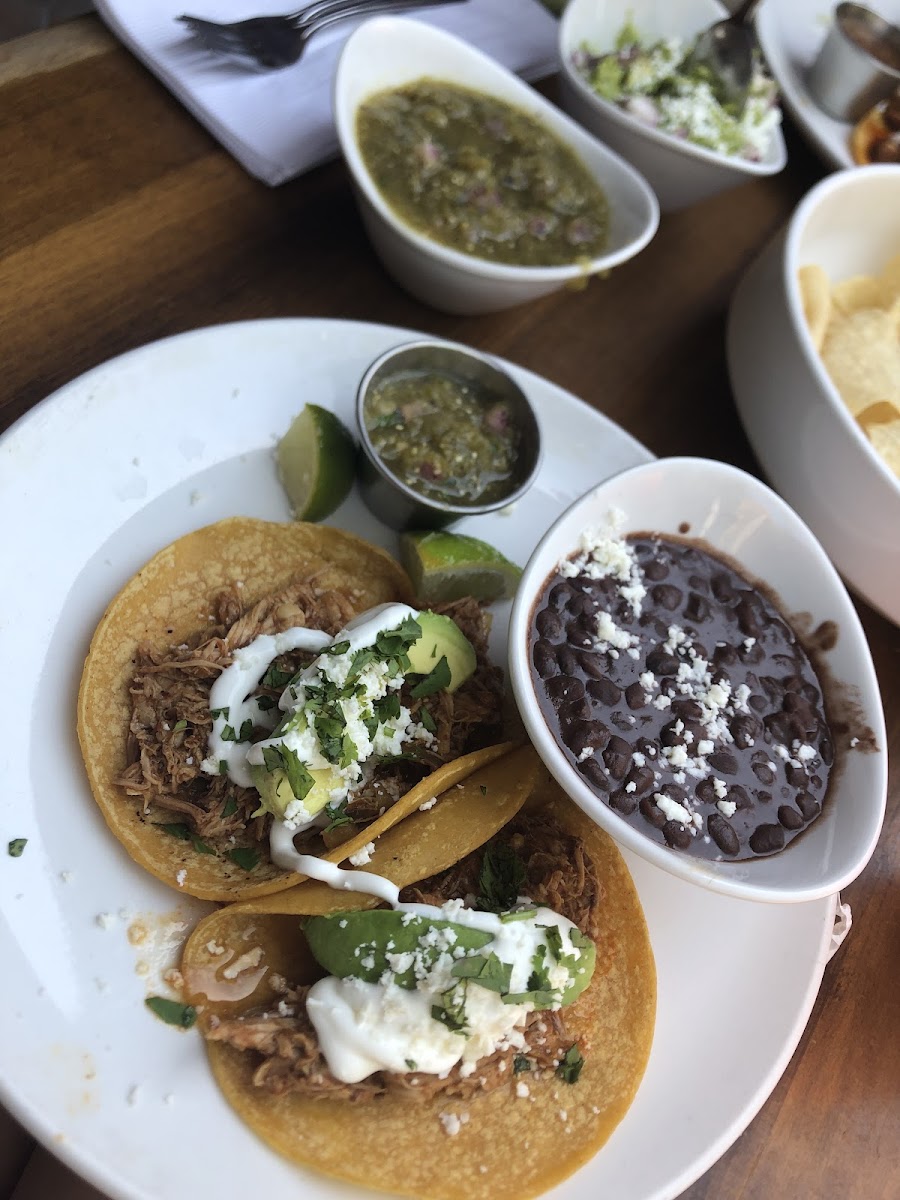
xmin=276 ymin=404 xmax=356 ymax=522
xmin=400 ymin=531 xmax=522 ymax=604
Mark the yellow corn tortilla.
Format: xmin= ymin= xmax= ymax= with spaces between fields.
xmin=181 ymin=765 xmax=656 ymax=1200
xmin=77 ymin=516 xmax=508 ymax=902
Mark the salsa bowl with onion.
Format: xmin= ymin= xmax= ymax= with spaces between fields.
xmin=333 ymin=15 xmax=659 ymax=314
xmin=508 ymin=457 xmax=887 ymax=904
xmin=558 ymin=0 xmax=788 ymax=212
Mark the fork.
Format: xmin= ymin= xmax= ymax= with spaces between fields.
xmin=178 ymin=0 xmax=467 ymax=70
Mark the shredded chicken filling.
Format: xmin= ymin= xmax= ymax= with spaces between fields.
xmin=116 ymin=582 xmax=503 ymax=857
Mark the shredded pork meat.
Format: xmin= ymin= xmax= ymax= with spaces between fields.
xmin=204 ymin=812 xmax=601 ymax=1103
xmin=116 ymin=582 xmax=503 ymax=855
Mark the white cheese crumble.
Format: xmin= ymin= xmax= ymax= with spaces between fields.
xmin=716 ymin=800 xmax=737 ymax=818
xmin=653 ymin=792 xmax=694 ymax=828
xmin=175 ymin=869 xmax=187 ymax=888
xmin=348 ymin=842 xmax=375 ymax=867
xmin=418 ymin=797 xmax=438 ymax=812
xmin=95 ymin=912 xmax=116 ymax=930
xmin=516 ymin=1081 xmax=531 ymax=1098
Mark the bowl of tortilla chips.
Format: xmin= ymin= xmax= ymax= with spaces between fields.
xmin=727 ymin=163 xmax=900 ymax=626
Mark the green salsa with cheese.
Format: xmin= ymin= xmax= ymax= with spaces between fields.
xmin=356 ymin=79 xmax=610 ymax=267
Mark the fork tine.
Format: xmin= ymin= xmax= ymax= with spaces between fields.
xmin=178 ymin=16 xmax=254 ymax=56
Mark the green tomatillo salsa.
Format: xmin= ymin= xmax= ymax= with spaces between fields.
xmin=364 ymin=369 xmax=520 ymax=506
xmin=356 ymin=79 xmax=610 ymax=266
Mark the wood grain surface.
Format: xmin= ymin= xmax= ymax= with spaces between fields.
xmin=0 ymin=17 xmax=897 ymax=1200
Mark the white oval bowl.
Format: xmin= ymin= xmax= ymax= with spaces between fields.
xmin=333 ymin=15 xmax=659 ymax=314
xmin=558 ymin=0 xmax=787 ymax=213
xmin=727 ymin=164 xmax=900 ymax=626
xmin=508 ymin=457 xmax=887 ymax=903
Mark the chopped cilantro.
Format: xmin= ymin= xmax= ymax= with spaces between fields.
xmin=323 ymin=639 xmax=351 ymax=656
xmin=218 ymin=759 xmax=229 ymax=775
xmin=405 ymin=1058 xmax=418 ymax=1071
xmin=262 ymin=745 xmax=284 ymax=773
xmin=172 ymin=719 xmax=188 ymax=733
xmin=145 ymin=996 xmax=197 ymax=1029
xmin=210 ymin=706 xmax=230 ymax=720
xmin=419 ymin=706 xmax=437 ymax=734
xmin=556 ymin=1045 xmax=585 ymax=1084
xmin=261 ymin=664 xmax=293 ymax=689
xmin=323 ymin=802 xmax=352 ymax=833
xmin=280 ymin=746 xmax=315 ymax=800
xmin=476 ymin=843 xmax=526 ymax=913
xmin=431 ymin=984 xmax=468 ymax=1035
xmin=190 ymin=836 xmax=216 ymax=856
xmin=159 ymin=822 xmax=191 ymax=841
xmin=7 ymin=838 xmax=27 ymax=858
xmin=500 ymin=907 xmax=537 ymax=923
xmin=255 ymin=695 xmax=276 ymax=712
xmin=451 ymin=952 xmax=512 ymax=995
xmin=513 ymin=1055 xmax=532 ymax=1074
xmin=339 ymin=732 xmax=359 ymax=770
xmin=410 ymin=655 xmax=451 ymax=699
xmin=228 ymin=847 xmax=259 ymax=872
xmin=222 ymin=797 xmax=238 ymax=818
xmin=237 ymin=718 xmax=254 ymax=742
xmin=220 ymin=724 xmax=237 ymax=742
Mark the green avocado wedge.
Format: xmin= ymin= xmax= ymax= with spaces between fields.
xmin=407 ymin=611 xmax=476 ymax=692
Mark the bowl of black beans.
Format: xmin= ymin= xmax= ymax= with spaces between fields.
xmin=508 ymin=457 xmax=887 ymax=902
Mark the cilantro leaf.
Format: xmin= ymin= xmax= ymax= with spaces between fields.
xmin=190 ymin=835 xmax=216 ymax=856
xmin=405 ymin=1058 xmax=418 ymax=1071
xmin=261 ymin=664 xmax=293 ymax=689
xmin=323 ymin=802 xmax=352 ymax=833
xmin=409 ymin=655 xmax=451 ymax=699
xmin=222 ymin=797 xmax=238 ymax=818
xmin=262 ymin=745 xmax=284 ymax=773
xmin=145 ymin=996 xmax=197 ymax=1029
xmin=7 ymin=838 xmax=27 ymax=858
xmin=255 ymin=695 xmax=276 ymax=712
xmin=476 ymin=844 xmax=526 ymax=913
xmin=159 ymin=822 xmax=191 ymax=841
xmin=451 ymin=952 xmax=512 ymax=995
xmin=279 ymin=746 xmax=315 ymax=801
xmin=323 ymin=640 xmax=351 ymax=656
xmin=210 ymin=706 xmax=230 ymax=721
xmin=237 ymin=718 xmax=254 ymax=742
xmin=500 ymin=907 xmax=538 ymax=923
xmin=431 ymin=984 xmax=468 ymax=1035
xmin=556 ymin=1045 xmax=585 ymax=1084
xmin=339 ymin=732 xmax=359 ymax=770
xmin=419 ymin=706 xmax=437 ymax=734
xmin=513 ymin=1055 xmax=532 ymax=1074
xmin=221 ymin=724 xmax=237 ymax=742
xmin=218 ymin=759 xmax=229 ymax=775
xmin=228 ymin=847 xmax=259 ymax=872
xmin=172 ymin=719 xmax=188 ymax=733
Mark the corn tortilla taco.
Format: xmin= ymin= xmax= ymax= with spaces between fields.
xmin=77 ymin=517 xmax=507 ymax=901
xmin=180 ymin=759 xmax=656 ymax=1200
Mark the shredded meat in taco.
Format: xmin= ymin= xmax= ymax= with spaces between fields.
xmin=116 ymin=582 xmax=502 ymax=857
xmin=204 ymin=812 xmax=600 ymax=1102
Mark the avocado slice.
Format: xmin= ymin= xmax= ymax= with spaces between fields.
xmin=406 ymin=611 xmax=476 ymax=694
xmin=249 ymin=762 xmax=340 ymax=823
xmin=305 ymin=910 xmax=493 ymax=988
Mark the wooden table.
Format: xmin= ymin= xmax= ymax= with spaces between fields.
xmin=1 ymin=17 xmax=897 ymax=1200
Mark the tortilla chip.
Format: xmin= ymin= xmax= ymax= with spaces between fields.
xmin=864 ymin=419 xmax=900 ymax=478
xmin=182 ymin=774 xmax=656 ymax=1200
xmin=820 ymin=306 xmax=900 ymax=416
xmin=798 ymin=263 xmax=832 ymax=351
xmin=77 ymin=517 xmax=430 ymax=901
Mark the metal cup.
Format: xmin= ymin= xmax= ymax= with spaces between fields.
xmin=807 ymin=2 xmax=900 ymax=122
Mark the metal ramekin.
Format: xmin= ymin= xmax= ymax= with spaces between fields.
xmin=355 ymin=339 xmax=542 ymax=531
xmin=808 ymin=2 xmax=900 ymax=122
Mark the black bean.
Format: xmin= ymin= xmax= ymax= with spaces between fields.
xmin=796 ymin=792 xmax=820 ymax=820
xmin=671 ymin=698 xmax=703 ymax=722
xmin=549 ymin=582 xmax=573 ymax=608
xmin=603 ymin=736 xmax=632 ymax=779
xmin=639 ymin=796 xmax=666 ymax=828
xmin=695 ymin=778 xmax=717 ymax=805
xmin=560 ymin=697 xmax=591 ymax=723
xmin=755 ymin=790 xmax=772 ymax=805
xmin=764 ymin=713 xmax=793 ymax=745
xmin=556 ymin=646 xmax=579 ymax=675
xmin=652 ymin=583 xmax=682 ymax=611
xmin=611 ymin=711 xmax=637 ymax=732
xmin=736 ymin=597 xmax=763 ymax=639
xmin=708 ymin=750 xmax=738 ymax=774
xmin=663 ymin=820 xmax=692 ymax=849
xmin=578 ymin=757 xmax=610 ymax=791
xmin=532 ymin=640 xmax=558 ymax=679
xmin=713 ymin=643 xmax=738 ymax=668
xmin=785 ymin=763 xmax=808 ymax=788
xmin=577 ymin=650 xmax=606 ymax=679
xmin=536 ymin=609 xmax=562 ymax=639
xmin=708 ymin=813 xmax=740 ymax=855
xmin=819 ymin=736 xmax=834 ymax=767
xmin=545 ymin=675 xmax=583 ymax=704
xmin=625 ymin=764 xmax=655 ymax=795
xmin=760 ymin=676 xmax=784 ymax=704
xmin=749 ymin=823 xmax=785 ymax=855
xmin=684 ymin=592 xmax=710 ymax=623
xmin=587 ymin=677 xmax=621 ymax=706
xmin=778 ymin=805 xmax=804 ymax=830
xmin=729 ymin=784 xmax=752 ymax=810
xmin=688 ymin=573 xmax=710 ymax=594
xmin=752 ymin=761 xmax=775 ymax=785
xmin=749 ymin=693 xmax=768 ymax=713
xmin=731 ymin=714 xmax=760 ymax=750
xmin=609 ymin=788 xmax=638 ymax=816
xmin=711 ymin=572 xmax=737 ymax=604
xmin=661 ymin=721 xmax=686 ymax=747
xmin=646 ymin=649 xmax=679 ymax=676
xmin=643 ymin=560 xmax=668 ymax=581
xmin=625 ymin=682 xmax=646 ymax=710
xmin=567 ymin=719 xmax=610 ymax=759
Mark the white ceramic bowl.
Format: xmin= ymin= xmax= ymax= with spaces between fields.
xmin=333 ymin=15 xmax=659 ymax=315
xmin=558 ymin=0 xmax=788 ymax=212
xmin=727 ymin=165 xmax=900 ymax=626
xmin=508 ymin=457 xmax=887 ymax=904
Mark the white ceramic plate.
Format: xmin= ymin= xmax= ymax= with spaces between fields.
xmin=757 ymin=0 xmax=900 ymax=169
xmin=0 ymin=319 xmax=838 ymax=1200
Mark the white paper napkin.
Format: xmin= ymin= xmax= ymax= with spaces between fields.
xmin=93 ymin=0 xmax=560 ymax=186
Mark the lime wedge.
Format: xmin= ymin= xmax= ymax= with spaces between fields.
xmin=276 ymin=404 xmax=356 ymax=522
xmin=400 ymin=531 xmax=522 ymax=604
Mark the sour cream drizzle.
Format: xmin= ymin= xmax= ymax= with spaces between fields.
xmin=268 ymin=826 xmax=587 ymax=1084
